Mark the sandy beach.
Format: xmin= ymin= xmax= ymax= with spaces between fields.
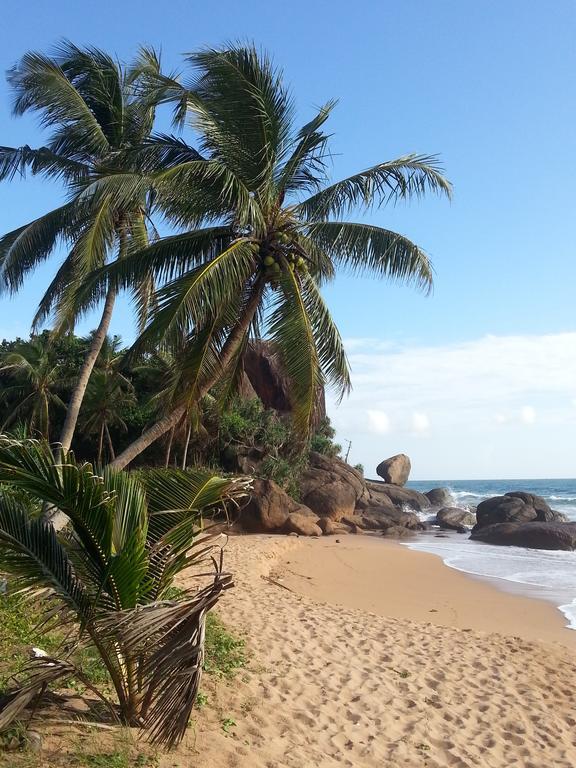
xmin=174 ymin=533 xmax=576 ymax=768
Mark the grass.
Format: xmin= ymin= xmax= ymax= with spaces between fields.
xmin=203 ymin=613 xmax=246 ymax=678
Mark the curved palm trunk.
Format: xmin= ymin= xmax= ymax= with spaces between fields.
xmin=58 ymin=286 xmax=116 ymax=453
xmin=109 ymin=281 xmax=264 ymax=470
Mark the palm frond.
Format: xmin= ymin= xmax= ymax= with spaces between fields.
xmin=304 ymin=221 xmax=433 ymax=292
xmin=297 ymin=154 xmax=452 ymax=219
xmin=0 ymin=145 xmax=89 ymax=182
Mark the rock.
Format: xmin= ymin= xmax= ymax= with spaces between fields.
xmin=301 ymin=453 xmax=365 ymax=521
xmin=426 ymin=488 xmax=454 ymax=507
xmin=471 ymin=521 xmax=576 ymax=550
xmin=26 ymin=731 xmax=43 ymax=753
xmin=474 ymin=492 xmax=567 ymax=531
xmin=365 ymin=480 xmax=431 ymax=512
xmin=239 ymin=478 xmax=301 ymax=532
xmin=436 ymin=507 xmax=476 ymax=533
xmin=376 ymin=453 xmax=411 ymax=485
xmin=318 ymin=517 xmax=339 ymax=535
xmin=381 ymin=525 xmax=417 ymax=539
xmin=284 ymin=512 xmax=322 ymax=537
xmin=241 ymin=340 xmax=326 ymax=419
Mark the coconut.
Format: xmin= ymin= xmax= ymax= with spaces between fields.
xmin=263 ymin=255 xmax=275 ymax=267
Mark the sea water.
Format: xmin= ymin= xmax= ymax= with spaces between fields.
xmin=405 ymin=479 xmax=576 ymax=630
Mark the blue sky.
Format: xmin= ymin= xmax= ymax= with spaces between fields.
xmin=1 ymin=1 xmax=575 ymax=479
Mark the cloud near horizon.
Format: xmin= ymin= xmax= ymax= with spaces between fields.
xmin=326 ymin=332 xmax=576 ymax=480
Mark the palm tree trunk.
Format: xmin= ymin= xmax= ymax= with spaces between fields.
xmin=181 ymin=423 xmax=192 ymax=470
xmin=58 ymin=286 xmax=116 ymax=453
xmin=105 ymin=422 xmax=115 ymax=460
xmin=98 ymin=423 xmax=105 ymax=465
xmin=164 ymin=426 xmax=175 ymax=468
xmin=109 ymin=280 xmax=264 ymax=470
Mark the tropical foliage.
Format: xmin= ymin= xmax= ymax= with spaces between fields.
xmin=0 ymin=42 xmax=167 ymax=453
xmin=76 ymin=44 xmax=451 ymax=468
xmin=0 ymin=437 xmax=251 ymax=746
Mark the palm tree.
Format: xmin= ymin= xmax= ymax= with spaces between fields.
xmin=0 ymin=42 xmax=167 ymax=454
xmin=0 ymin=436 xmax=251 ymax=746
xmin=0 ymin=336 xmax=66 ymax=439
xmin=93 ymin=45 xmax=451 ymax=469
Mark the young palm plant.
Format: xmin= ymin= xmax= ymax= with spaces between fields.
xmin=0 ymin=436 xmax=250 ymax=746
xmin=0 ymin=42 xmax=168 ymax=453
xmin=86 ymin=44 xmax=452 ymax=469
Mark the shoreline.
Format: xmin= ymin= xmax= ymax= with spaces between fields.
xmin=277 ymin=534 xmax=576 ymax=648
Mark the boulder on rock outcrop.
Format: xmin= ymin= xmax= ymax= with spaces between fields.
xmin=301 ymin=452 xmax=365 ymax=521
xmin=365 ymin=480 xmax=431 ymax=513
xmin=342 ymin=506 xmax=424 ymax=533
xmin=473 ymin=492 xmax=566 ymax=532
xmin=317 ymin=517 xmax=339 ymax=535
xmin=376 ymin=453 xmax=411 ymax=486
xmin=238 ymin=478 xmax=315 ymax=533
xmin=284 ymin=512 xmax=322 ymax=537
xmin=471 ymin=521 xmax=576 ymax=551
xmin=436 ymin=506 xmax=476 ymax=533
xmin=426 ymin=488 xmax=454 ymax=508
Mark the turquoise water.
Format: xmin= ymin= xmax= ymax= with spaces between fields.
xmin=403 ymin=478 xmax=576 ymax=630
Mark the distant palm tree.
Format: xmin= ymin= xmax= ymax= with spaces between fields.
xmin=0 ymin=337 xmax=66 ymax=439
xmin=0 ymin=42 xmax=169 ymax=453
xmin=97 ymin=45 xmax=451 ymax=469
xmin=78 ymin=334 xmax=136 ymax=463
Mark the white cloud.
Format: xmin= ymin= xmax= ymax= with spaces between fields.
xmin=412 ymin=412 xmax=430 ymax=433
xmin=367 ymin=409 xmax=390 ymax=434
xmin=327 ymin=331 xmax=576 ymax=479
xmin=520 ymin=405 xmax=536 ymax=424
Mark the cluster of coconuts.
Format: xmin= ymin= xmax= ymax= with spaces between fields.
xmin=258 ymin=231 xmax=308 ymax=279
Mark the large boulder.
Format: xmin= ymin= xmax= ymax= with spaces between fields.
xmin=301 ymin=452 xmax=365 ymax=521
xmin=436 ymin=507 xmax=476 ymax=533
xmin=238 ymin=478 xmax=313 ymax=532
xmin=376 ymin=453 xmax=411 ymax=486
xmin=365 ymin=480 xmax=431 ymax=513
xmin=474 ymin=492 xmax=566 ymax=532
xmin=381 ymin=525 xmax=417 ymax=539
xmin=426 ymin=488 xmax=454 ymax=508
xmin=241 ymin=340 xmax=325 ymax=419
xmin=471 ymin=522 xmax=576 ymax=551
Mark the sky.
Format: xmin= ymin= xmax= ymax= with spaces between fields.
xmin=0 ymin=1 xmax=575 ymax=479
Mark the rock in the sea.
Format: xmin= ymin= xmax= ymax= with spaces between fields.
xmin=474 ymin=492 xmax=566 ymax=531
xmin=239 ymin=478 xmax=312 ymax=532
xmin=426 ymin=487 xmax=454 ymax=507
xmin=436 ymin=506 xmax=476 ymax=533
xmin=284 ymin=512 xmax=322 ymax=537
xmin=365 ymin=480 xmax=431 ymax=513
xmin=471 ymin=521 xmax=576 ymax=550
xmin=301 ymin=452 xmax=365 ymax=521
xmin=376 ymin=453 xmax=411 ymax=486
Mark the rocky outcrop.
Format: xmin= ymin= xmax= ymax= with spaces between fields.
xmin=426 ymin=488 xmax=454 ymax=508
xmin=240 ymin=340 xmax=326 ymax=420
xmin=238 ymin=478 xmax=315 ymax=533
xmin=471 ymin=521 xmax=576 ymax=551
xmin=473 ymin=492 xmax=566 ymax=532
xmin=376 ymin=454 xmax=411 ymax=486
xmin=365 ymin=480 xmax=431 ymax=513
xmin=301 ymin=452 xmax=365 ymax=521
xmin=436 ymin=507 xmax=476 ymax=533
xmin=381 ymin=525 xmax=417 ymax=539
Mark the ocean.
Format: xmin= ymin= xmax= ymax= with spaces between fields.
xmin=405 ymin=478 xmax=576 ymax=631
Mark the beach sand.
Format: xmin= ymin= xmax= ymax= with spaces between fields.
xmin=174 ymin=533 xmax=576 ymax=768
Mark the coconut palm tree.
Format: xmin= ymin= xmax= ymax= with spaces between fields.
xmin=0 ymin=42 xmax=168 ymax=454
xmin=0 ymin=336 xmax=67 ymax=439
xmin=90 ymin=45 xmax=451 ymax=469
xmin=0 ymin=436 xmax=250 ymax=746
